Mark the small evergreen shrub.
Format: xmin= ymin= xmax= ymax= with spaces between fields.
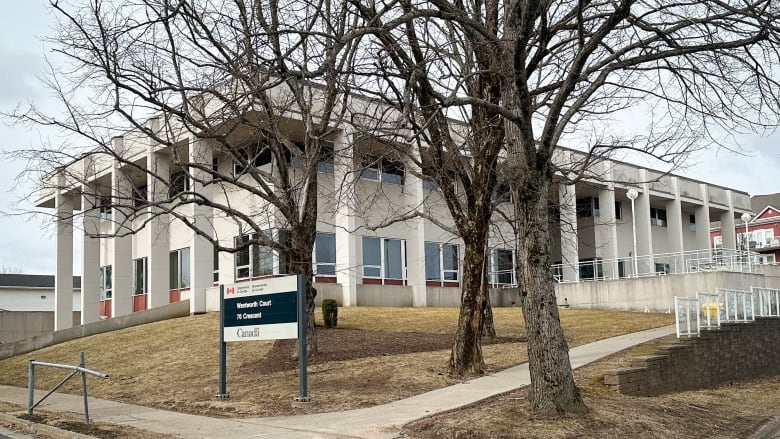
xmin=322 ymin=299 xmax=338 ymax=328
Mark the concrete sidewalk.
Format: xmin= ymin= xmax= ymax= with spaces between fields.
xmin=0 ymin=325 xmax=675 ymax=439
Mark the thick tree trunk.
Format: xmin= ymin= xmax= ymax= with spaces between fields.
xmin=448 ymin=228 xmax=489 ymax=375
xmin=515 ymin=174 xmax=587 ymax=415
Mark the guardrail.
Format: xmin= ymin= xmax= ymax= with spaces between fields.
xmin=674 ymin=288 xmax=756 ymax=338
xmin=28 ymin=352 xmax=108 ymax=424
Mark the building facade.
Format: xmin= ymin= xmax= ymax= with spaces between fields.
xmin=711 ymin=194 xmax=780 ymax=265
xmin=36 ymin=121 xmax=752 ymax=330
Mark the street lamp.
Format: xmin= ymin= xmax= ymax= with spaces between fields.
xmin=626 ymin=188 xmax=639 ymax=278
xmin=741 ymin=212 xmax=752 ymax=272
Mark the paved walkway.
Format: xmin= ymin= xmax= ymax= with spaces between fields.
xmin=0 ymin=326 xmax=675 ymax=439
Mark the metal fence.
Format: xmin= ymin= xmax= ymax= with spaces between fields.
xmin=674 ymin=288 xmax=756 ymax=338
xmin=752 ymin=287 xmax=780 ymax=317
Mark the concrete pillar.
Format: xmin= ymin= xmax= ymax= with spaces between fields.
xmin=111 ymin=137 xmax=133 ymax=318
xmin=635 ymin=171 xmax=653 ymax=275
xmin=334 ymin=128 xmax=359 ymax=305
xmin=54 ymin=178 xmax=74 ymax=331
xmin=666 ymin=185 xmax=685 ymax=273
xmin=721 ymin=190 xmax=736 ymax=250
xmin=558 ymin=182 xmax=579 ymax=282
xmin=147 ymin=119 xmax=171 ymax=309
xmin=596 ymin=185 xmax=619 ymax=279
xmin=695 ymin=184 xmax=712 ymax=251
xmin=404 ymin=160 xmax=427 ymax=307
xmin=189 ymin=137 xmax=214 ymax=315
xmin=81 ymin=185 xmax=100 ymax=325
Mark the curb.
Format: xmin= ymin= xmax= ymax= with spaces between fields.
xmin=750 ymin=416 xmax=780 ymax=439
xmin=0 ymin=412 xmax=96 ymax=439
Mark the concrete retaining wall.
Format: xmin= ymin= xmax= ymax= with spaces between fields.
xmin=0 ymin=301 xmax=190 ymax=361
xmin=604 ymin=317 xmax=780 ymax=396
xmin=0 ymin=311 xmax=81 ymax=343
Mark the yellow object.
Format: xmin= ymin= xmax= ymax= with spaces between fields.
xmin=701 ymin=302 xmax=722 ymax=318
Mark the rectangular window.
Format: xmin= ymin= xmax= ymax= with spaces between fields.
xmin=618 ymin=260 xmax=626 ymax=278
xmin=689 ymin=214 xmax=696 ymax=232
xmin=425 ymin=242 xmax=459 ymax=282
xmin=491 ymin=249 xmax=515 ymax=285
xmin=650 ymin=207 xmax=667 ymax=227
xmin=132 ymin=258 xmax=147 ymax=295
xmin=593 ymin=197 xmax=600 ymax=217
xmin=615 ymin=201 xmax=623 ymax=220
xmin=169 ymin=248 xmax=190 ymax=289
xmin=169 ymin=170 xmax=189 ymax=198
xmin=99 ymin=196 xmax=112 ymax=221
xmin=655 ymin=263 xmax=670 ymax=275
xmin=233 ymin=231 xmax=278 ymax=280
xmin=234 ymin=141 xmax=273 ymax=175
xmin=361 ymin=156 xmax=405 ymax=185
xmin=213 ymin=245 xmax=219 ymax=283
xmin=714 ymin=235 xmax=723 ymax=248
xmin=314 ymin=232 xmax=336 ymax=276
xmin=362 ymin=236 xmax=406 ymax=280
xmin=99 ymin=265 xmax=112 ymax=300
xmin=133 ymin=185 xmax=148 ymax=209
xmin=576 ymin=197 xmax=594 ymax=218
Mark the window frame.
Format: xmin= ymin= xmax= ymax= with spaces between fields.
xmin=233 ymin=230 xmax=286 ymax=281
xmin=99 ymin=196 xmax=112 ymax=221
xmin=169 ymin=248 xmax=190 ymax=290
xmin=490 ymin=248 xmax=516 ymax=286
xmin=99 ymin=265 xmax=112 ymax=300
xmin=314 ymin=232 xmax=337 ymax=276
xmin=360 ymin=155 xmax=405 ymax=185
xmin=424 ymin=242 xmax=460 ymax=283
xmin=650 ymin=207 xmax=667 ymax=227
xmin=132 ymin=257 xmax=148 ymax=295
xmin=169 ymin=170 xmax=190 ymax=199
xmin=362 ymin=236 xmax=407 ymax=282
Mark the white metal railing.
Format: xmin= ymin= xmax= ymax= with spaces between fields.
xmin=752 ymin=286 xmax=780 ymax=317
xmin=674 ymin=288 xmax=757 ymax=337
xmin=551 ymin=248 xmax=760 ymax=283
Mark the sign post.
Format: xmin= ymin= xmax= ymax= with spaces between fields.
xmin=216 ymin=275 xmax=308 ymax=400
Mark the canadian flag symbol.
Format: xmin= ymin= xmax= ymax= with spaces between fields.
xmin=226 ymin=287 xmax=236 ymax=295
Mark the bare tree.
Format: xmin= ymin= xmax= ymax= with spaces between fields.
xmin=353 ymin=0 xmax=780 ymax=414
xmin=9 ymin=0 xmax=367 ymax=353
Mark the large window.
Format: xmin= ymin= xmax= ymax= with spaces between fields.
xmin=133 ymin=184 xmax=148 ymax=209
xmin=713 ymin=235 xmax=723 ymax=248
xmin=99 ymin=265 xmax=112 ymax=300
xmin=650 ymin=207 xmax=667 ymax=227
xmin=234 ymin=230 xmax=290 ymax=280
xmin=361 ymin=156 xmax=405 ymax=185
xmin=169 ymin=248 xmax=190 ymax=290
xmin=362 ymin=236 xmax=406 ymax=280
xmin=99 ymin=196 xmax=112 ymax=221
xmin=291 ymin=141 xmax=335 ymax=174
xmin=132 ymin=257 xmax=147 ymax=295
xmin=234 ymin=141 xmax=273 ymax=175
xmin=689 ymin=214 xmax=696 ymax=232
xmin=490 ymin=249 xmax=515 ymax=285
xmin=425 ymin=242 xmax=459 ymax=282
xmin=314 ymin=232 xmax=336 ymax=276
xmin=169 ymin=170 xmax=189 ymax=198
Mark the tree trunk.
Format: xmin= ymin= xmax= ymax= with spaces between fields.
xmin=515 ymin=174 xmax=588 ymax=415
xmin=448 ymin=227 xmax=489 ymax=375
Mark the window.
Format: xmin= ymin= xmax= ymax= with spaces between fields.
xmin=290 ymin=141 xmax=335 ymax=174
xmin=133 ymin=257 xmax=147 ymax=295
xmin=751 ymin=229 xmax=775 ymax=248
xmin=714 ymin=235 xmax=723 ymax=249
xmin=314 ymin=232 xmax=336 ymax=276
xmin=576 ymin=197 xmax=595 ymax=218
xmin=689 ymin=214 xmax=696 ymax=232
xmin=615 ymin=201 xmax=623 ymax=220
xmin=99 ymin=196 xmax=112 ymax=221
xmin=618 ymin=260 xmax=627 ymax=278
xmin=213 ymin=245 xmax=219 ymax=283
xmin=425 ymin=242 xmax=459 ymax=282
xmin=169 ymin=248 xmax=190 ymax=290
xmin=169 ymin=170 xmax=189 ymax=198
xmin=233 ymin=230 xmax=288 ymax=280
xmin=234 ymin=141 xmax=273 ymax=175
xmin=579 ymin=258 xmax=604 ymax=280
xmin=212 ymin=157 xmax=220 ymax=172
xmin=361 ymin=156 xmax=405 ymax=185
xmin=133 ymin=185 xmax=148 ymax=209
xmin=654 ymin=263 xmax=670 ymax=275
xmin=362 ymin=236 xmax=406 ymax=280
xmin=650 ymin=207 xmax=667 ymax=227
xmin=490 ymin=249 xmax=515 ymax=285
xmin=593 ymin=197 xmax=600 ymax=217
xmin=99 ymin=265 xmax=112 ymax=300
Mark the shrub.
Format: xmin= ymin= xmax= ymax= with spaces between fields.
xmin=321 ymin=299 xmax=338 ymax=328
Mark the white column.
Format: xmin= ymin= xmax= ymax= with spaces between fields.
xmin=81 ymin=185 xmax=100 ymax=324
xmin=558 ymin=182 xmax=579 ymax=282
xmin=596 ymin=185 xmax=619 ymax=279
xmin=54 ymin=180 xmax=74 ymax=331
xmin=147 ymin=119 xmax=171 ymax=309
xmin=404 ymin=161 xmax=427 ymax=307
xmin=668 ymin=178 xmax=685 ymax=258
xmin=721 ymin=190 xmax=737 ymax=250
xmin=695 ymin=184 xmax=712 ymax=251
xmin=635 ymin=173 xmax=653 ymax=275
xmin=111 ymin=137 xmax=133 ymax=318
xmin=334 ymin=128 xmax=359 ymax=305
xmin=189 ymin=137 xmax=214 ymax=315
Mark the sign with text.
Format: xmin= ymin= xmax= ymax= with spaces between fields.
xmin=222 ymin=276 xmax=299 ymax=342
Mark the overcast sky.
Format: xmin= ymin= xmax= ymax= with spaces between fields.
xmin=0 ymin=2 xmax=779 ymax=275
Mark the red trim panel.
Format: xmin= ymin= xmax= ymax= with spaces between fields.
xmin=132 ymin=294 xmax=148 ymax=312
xmin=169 ymin=290 xmax=181 ymax=303
xmin=99 ymin=299 xmax=112 ymax=319
xmin=315 ymin=276 xmax=337 ymax=284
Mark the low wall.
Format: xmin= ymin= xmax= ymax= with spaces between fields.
xmin=604 ymin=317 xmax=780 ymax=396
xmin=0 ymin=311 xmax=81 ymax=343
xmin=356 ymin=284 xmax=414 ymax=307
xmin=0 ymin=301 xmax=190 ymax=361
xmin=556 ymin=271 xmax=767 ymax=312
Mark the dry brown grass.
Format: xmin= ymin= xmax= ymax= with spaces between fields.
xmin=0 ymin=307 xmax=672 ymax=417
xmin=404 ymin=336 xmax=780 ymax=439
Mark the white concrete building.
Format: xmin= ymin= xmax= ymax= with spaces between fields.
xmin=35 ymin=117 xmax=752 ymax=330
xmin=0 ymin=274 xmax=80 ymax=312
